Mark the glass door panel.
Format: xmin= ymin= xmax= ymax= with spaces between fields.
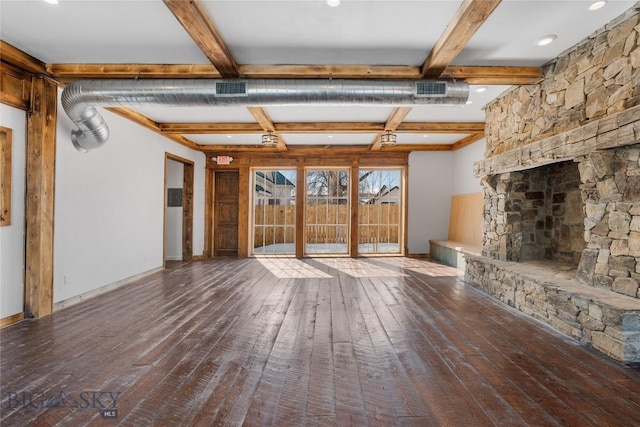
xmin=252 ymin=169 xmax=296 ymax=255
xmin=305 ymin=169 xmax=349 ymax=255
xmin=358 ymin=169 xmax=402 ymax=254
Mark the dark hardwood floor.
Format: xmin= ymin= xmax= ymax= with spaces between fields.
xmin=1 ymin=257 xmax=639 ymax=426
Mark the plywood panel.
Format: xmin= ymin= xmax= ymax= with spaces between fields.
xmin=448 ymin=192 xmax=483 ymax=247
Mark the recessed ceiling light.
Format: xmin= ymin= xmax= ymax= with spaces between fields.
xmin=327 ymin=0 xmax=340 ymax=7
xmin=466 ymin=100 xmax=473 ymax=105
xmin=328 ymin=135 xmax=333 ymax=138
xmin=589 ymin=1 xmax=607 ymax=11
xmin=42 ymin=0 xmax=58 ymax=4
xmin=536 ymin=35 xmax=557 ymax=46
xmin=423 ymin=134 xmax=429 ymax=138
xmin=226 ymin=135 xmax=232 ymax=138
xmin=475 ymin=86 xmax=488 ymax=93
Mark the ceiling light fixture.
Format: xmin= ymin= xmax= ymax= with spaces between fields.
xmin=475 ymin=86 xmax=488 ymax=93
xmin=327 ymin=0 xmax=340 ymax=7
xmin=380 ymin=131 xmax=397 ymax=146
xmin=261 ymin=131 xmax=278 ymax=146
xmin=536 ymin=34 xmax=557 ymax=46
xmin=423 ymin=134 xmax=429 ymax=138
xmin=589 ymin=1 xmax=607 ymax=11
xmin=43 ymin=0 xmax=59 ymax=4
xmin=466 ymin=100 xmax=473 ymax=105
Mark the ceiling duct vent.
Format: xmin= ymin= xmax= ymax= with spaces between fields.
xmin=61 ymin=79 xmax=469 ymax=152
xmin=215 ymin=81 xmax=247 ymax=96
xmin=415 ymin=82 xmax=447 ymax=97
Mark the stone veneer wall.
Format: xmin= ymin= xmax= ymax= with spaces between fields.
xmin=484 ymin=8 xmax=639 ymax=158
xmin=577 ymin=146 xmax=640 ymax=299
xmin=482 ymin=161 xmax=585 ymax=265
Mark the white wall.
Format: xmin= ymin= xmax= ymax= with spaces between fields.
xmin=452 ymin=138 xmax=485 ymax=195
xmin=54 ymin=91 xmax=206 ymax=304
xmin=407 ymin=151 xmax=454 ymax=255
xmin=0 ymin=104 xmax=26 ymax=318
xmin=165 ymin=159 xmax=183 ymax=261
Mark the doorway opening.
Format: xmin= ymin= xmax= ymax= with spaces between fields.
xmin=164 ymin=154 xmax=194 ymax=264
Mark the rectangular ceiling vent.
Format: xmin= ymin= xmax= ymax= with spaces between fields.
xmin=414 ymin=82 xmax=448 ymax=97
xmin=215 ymin=81 xmax=247 ymax=96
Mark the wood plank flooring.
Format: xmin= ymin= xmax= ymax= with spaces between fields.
xmin=1 ymin=257 xmax=640 ymax=426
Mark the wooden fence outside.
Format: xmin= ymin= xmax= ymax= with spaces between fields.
xmin=253 ymin=204 xmax=400 ymax=248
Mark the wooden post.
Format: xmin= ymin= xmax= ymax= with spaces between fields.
xmin=237 ymin=164 xmax=249 ymax=258
xmin=204 ymin=167 xmax=214 ymax=258
xmin=182 ymin=162 xmax=194 ymax=261
xmin=25 ymin=76 xmax=57 ymax=318
xmin=350 ymin=163 xmax=359 ymax=258
xmin=295 ymin=163 xmax=305 ymax=258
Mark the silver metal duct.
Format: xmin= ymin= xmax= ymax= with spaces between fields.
xmin=61 ymin=79 xmax=469 ymax=152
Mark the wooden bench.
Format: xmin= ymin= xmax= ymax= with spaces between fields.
xmin=430 ymin=192 xmax=483 ymax=271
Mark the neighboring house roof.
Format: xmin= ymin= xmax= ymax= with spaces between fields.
xmin=255 ymin=184 xmax=272 ymax=195
xmin=255 ymin=171 xmax=295 ymax=187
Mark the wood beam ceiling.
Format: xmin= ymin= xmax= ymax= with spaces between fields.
xmin=157 ymin=121 xmax=485 ymax=135
xmin=163 ymin=0 xmax=239 ymax=78
xmin=370 ymin=107 xmax=412 ymax=151
xmin=421 ymin=0 xmax=503 ymax=78
xmin=247 ymin=107 xmax=287 ymax=151
xmin=0 ymin=41 xmax=47 ymax=75
xmin=46 ymin=64 xmax=543 ymax=85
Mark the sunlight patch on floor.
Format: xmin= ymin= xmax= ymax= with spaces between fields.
xmin=256 ymin=257 xmax=333 ymax=278
xmin=312 ymin=258 xmax=407 ymax=278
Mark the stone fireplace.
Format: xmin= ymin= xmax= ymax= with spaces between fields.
xmin=483 ymin=161 xmax=585 ymax=266
xmin=464 ymin=6 xmax=640 ymax=364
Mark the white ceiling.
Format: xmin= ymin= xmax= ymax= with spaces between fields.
xmin=0 ymin=0 xmax=637 ymax=149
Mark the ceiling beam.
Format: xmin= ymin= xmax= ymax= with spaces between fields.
xmin=163 ymin=0 xmax=238 ymax=78
xmin=0 ymin=41 xmax=47 ymax=75
xmin=370 ymin=107 xmax=412 ymax=151
xmin=107 ymin=107 xmax=203 ymax=151
xmin=158 ymin=121 xmax=486 ymax=134
xmin=247 ymin=107 xmax=287 ymax=151
xmin=451 ymin=133 xmax=485 ymax=150
xmin=46 ymin=64 xmax=542 ymax=85
xmin=421 ymin=0 xmax=502 ymax=78
xmin=440 ymin=66 xmax=543 ymax=85
xmin=396 ymin=122 xmax=484 ymax=133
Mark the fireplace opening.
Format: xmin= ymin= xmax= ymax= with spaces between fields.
xmin=484 ymin=160 xmax=585 ymax=266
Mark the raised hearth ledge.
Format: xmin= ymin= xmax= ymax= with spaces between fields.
xmin=465 ymin=255 xmax=640 ymax=364
xmin=474 ymin=104 xmax=640 ymax=178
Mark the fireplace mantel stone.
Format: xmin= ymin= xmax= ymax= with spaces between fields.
xmin=474 ymin=104 xmax=640 ymax=178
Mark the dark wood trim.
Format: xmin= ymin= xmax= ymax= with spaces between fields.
xmin=295 ymin=163 xmax=305 ymax=259
xmin=24 ymin=76 xmax=57 ymax=319
xmin=164 ymin=153 xmax=195 ymax=262
xmin=47 ymin=63 xmax=543 ymax=85
xmin=237 ymin=165 xmax=250 ymax=258
xmin=204 ymin=167 xmax=214 ymax=258
xmin=0 ymin=126 xmax=12 ymax=226
xmin=1 ymin=62 xmax=33 ymax=111
xmin=0 ymin=41 xmax=47 ymax=75
xmin=0 ymin=312 xmax=24 ymax=328
xmin=349 ymin=164 xmax=359 ymax=258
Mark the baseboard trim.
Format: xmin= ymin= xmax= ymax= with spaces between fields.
xmin=0 ymin=312 xmax=25 ymax=328
xmin=406 ymin=253 xmax=430 ymax=259
xmin=191 ymin=255 xmax=205 ymax=260
xmin=54 ymin=266 xmax=164 ymax=312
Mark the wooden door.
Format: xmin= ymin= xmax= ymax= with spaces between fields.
xmin=214 ymin=171 xmax=239 ymax=256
